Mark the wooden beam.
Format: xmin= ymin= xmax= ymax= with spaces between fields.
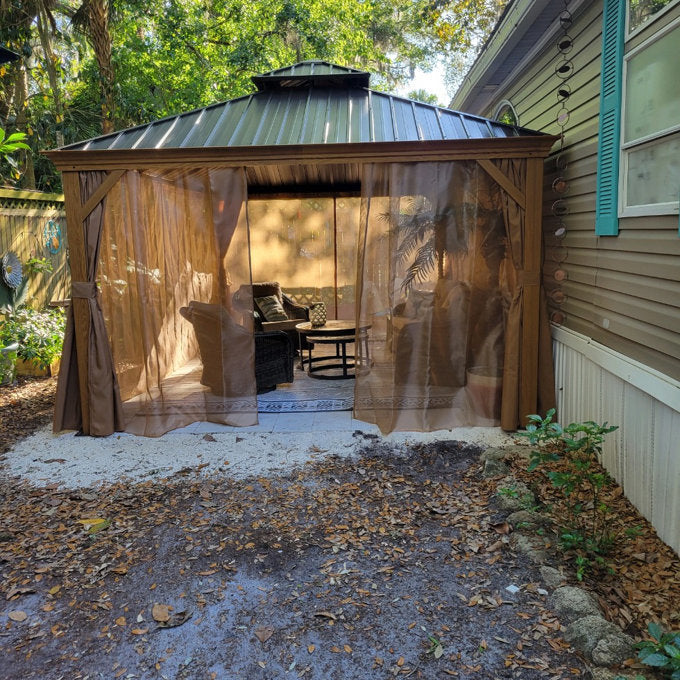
xmin=61 ymin=171 xmax=91 ymax=434
xmin=519 ymin=157 xmax=545 ymax=424
xmin=44 ymin=136 xmax=559 ymax=171
xmin=78 ymin=169 xmax=124 ymax=222
xmin=477 ymin=159 xmax=525 ymax=209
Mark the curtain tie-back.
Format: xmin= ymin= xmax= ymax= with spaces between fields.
xmin=517 ymin=271 xmax=541 ymax=286
xmin=72 ymin=281 xmax=98 ymax=299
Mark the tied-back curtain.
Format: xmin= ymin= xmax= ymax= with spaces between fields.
xmin=53 ymin=171 xmax=125 ymax=436
xmin=96 ymin=167 xmax=255 ymax=436
xmin=355 ymin=162 xmax=509 ymax=433
xmin=496 ymin=159 xmax=555 ymax=430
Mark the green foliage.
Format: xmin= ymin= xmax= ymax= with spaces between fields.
xmin=0 ymin=307 xmax=66 ymax=370
xmin=407 ymin=88 xmax=441 ymax=106
xmin=520 ymin=408 xmax=620 ymax=580
xmin=1 ymin=0 xmax=506 ymax=190
xmin=23 ymin=257 xmax=54 ymax=276
xmin=0 ymin=128 xmax=30 ymax=184
xmin=636 ymin=622 xmax=680 ymax=679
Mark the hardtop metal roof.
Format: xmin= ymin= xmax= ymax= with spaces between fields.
xmin=60 ymin=61 xmax=544 ymax=153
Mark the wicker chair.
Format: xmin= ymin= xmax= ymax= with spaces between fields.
xmin=179 ymin=301 xmax=294 ymax=394
xmin=233 ymin=281 xmax=311 ymax=351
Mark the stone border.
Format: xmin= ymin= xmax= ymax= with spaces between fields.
xmin=480 ymin=445 xmax=641 ymax=677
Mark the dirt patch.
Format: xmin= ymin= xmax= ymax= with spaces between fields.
xmin=1 ymin=440 xmax=588 ymax=679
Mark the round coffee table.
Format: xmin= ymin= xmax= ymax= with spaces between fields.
xmin=295 ymin=320 xmax=371 ymax=379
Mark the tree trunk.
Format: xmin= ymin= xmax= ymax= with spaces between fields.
xmin=37 ymin=5 xmax=65 ymax=148
xmin=13 ymin=65 xmax=35 ymax=189
xmin=86 ymin=0 xmax=115 ymax=133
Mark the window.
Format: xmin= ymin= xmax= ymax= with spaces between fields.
xmin=621 ymin=20 xmax=680 ymax=214
xmin=629 ymin=0 xmax=677 ymax=33
xmin=595 ymin=0 xmax=680 ymax=234
xmin=493 ymin=101 xmax=519 ymax=126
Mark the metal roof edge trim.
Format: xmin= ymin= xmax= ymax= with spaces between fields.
xmin=44 ymin=136 xmax=560 ymax=171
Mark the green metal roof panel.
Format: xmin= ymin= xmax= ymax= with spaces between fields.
xmin=59 ymin=61 xmax=543 ymax=152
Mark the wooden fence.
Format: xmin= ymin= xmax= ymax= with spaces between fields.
xmin=0 ymin=188 xmax=69 ymax=309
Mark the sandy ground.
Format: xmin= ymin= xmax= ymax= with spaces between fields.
xmin=5 ymin=420 xmax=516 ymax=488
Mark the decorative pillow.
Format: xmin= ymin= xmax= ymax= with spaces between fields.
xmin=255 ymin=295 xmax=288 ymax=321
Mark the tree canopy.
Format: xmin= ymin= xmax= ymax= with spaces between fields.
xmin=0 ymin=0 xmax=505 ymax=191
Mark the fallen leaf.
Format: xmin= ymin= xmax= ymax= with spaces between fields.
xmin=344 ymin=644 xmax=352 ymax=653
xmin=152 ymin=604 xmax=170 ymax=622
xmin=254 ymin=625 xmax=274 ymax=643
xmin=203 ymin=434 xmax=216 ymax=442
xmin=8 ymin=610 xmax=27 ymax=622
xmin=48 ymin=585 xmax=61 ymax=595
xmin=115 ymin=616 xmax=126 ymax=626
xmin=6 ymin=586 xmax=35 ymax=600
xmin=157 ymin=610 xmax=192 ymax=629
xmin=131 ymin=628 xmax=149 ymax=635
xmin=492 ymin=521 xmax=511 ymax=534
xmin=307 ymin=645 xmax=315 ymax=654
xmin=313 ymin=611 xmax=337 ymax=621
xmin=111 ymin=566 xmax=128 ymax=575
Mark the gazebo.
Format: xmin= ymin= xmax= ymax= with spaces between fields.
xmin=45 ymin=61 xmax=557 ymax=437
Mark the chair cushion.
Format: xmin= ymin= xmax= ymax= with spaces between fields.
xmin=255 ymin=295 xmax=288 ymax=321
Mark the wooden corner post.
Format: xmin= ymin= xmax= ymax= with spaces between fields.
xmin=519 ymin=157 xmax=545 ymax=424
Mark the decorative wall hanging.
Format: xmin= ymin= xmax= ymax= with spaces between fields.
xmin=1 ymin=251 xmax=22 ymax=289
xmin=43 ymin=219 xmax=62 ymax=254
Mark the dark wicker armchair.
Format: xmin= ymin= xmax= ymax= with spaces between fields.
xmin=179 ymin=301 xmax=294 ymax=395
xmin=233 ymin=281 xmax=310 ymax=350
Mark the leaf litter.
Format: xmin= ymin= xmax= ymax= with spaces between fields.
xmin=0 ymin=377 xmax=678 ymax=679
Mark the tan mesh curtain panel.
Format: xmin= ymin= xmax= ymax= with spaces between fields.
xmin=355 ymin=161 xmax=511 ymax=433
xmin=96 ymin=167 xmax=256 ymax=436
xmin=53 ymin=171 xmax=125 ymax=436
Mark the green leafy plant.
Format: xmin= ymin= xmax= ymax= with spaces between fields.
xmin=0 ymin=307 xmax=66 ymax=370
xmin=422 ymin=627 xmax=444 ymax=658
xmin=0 ymin=128 xmax=30 ymax=183
xmin=636 ymin=622 xmax=680 ymax=679
xmin=23 ymin=257 xmax=53 ymax=276
xmin=519 ymin=408 xmax=620 ymax=579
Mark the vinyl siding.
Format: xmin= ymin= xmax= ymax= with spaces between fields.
xmin=478 ymin=1 xmax=680 ymax=381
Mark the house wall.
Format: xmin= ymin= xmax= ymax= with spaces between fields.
xmin=459 ymin=1 xmax=680 ymax=553
xmin=484 ymin=1 xmax=680 ymax=383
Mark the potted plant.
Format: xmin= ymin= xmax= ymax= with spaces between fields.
xmin=0 ymin=307 xmax=66 ymax=377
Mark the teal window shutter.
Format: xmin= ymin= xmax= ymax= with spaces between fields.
xmin=596 ymin=0 xmax=625 ymax=236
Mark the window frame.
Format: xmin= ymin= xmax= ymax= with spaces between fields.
xmin=626 ymin=0 xmax=680 ymax=38
xmin=619 ymin=14 xmax=680 ymax=217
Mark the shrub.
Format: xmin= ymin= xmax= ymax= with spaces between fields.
xmin=519 ymin=408 xmax=620 ymax=579
xmin=636 ymin=622 xmax=680 ymax=679
xmin=0 ymin=307 xmax=66 ymax=370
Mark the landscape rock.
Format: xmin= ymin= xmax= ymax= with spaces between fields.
xmin=564 ymin=615 xmax=634 ymax=664
xmin=592 ymin=632 xmax=636 ymax=666
xmin=539 ymin=565 xmax=566 ymax=589
xmin=552 ymin=586 xmax=602 ymax=622
xmin=480 ymin=447 xmax=508 ymax=463
xmin=589 ymin=669 xmax=646 ymax=680
xmin=495 ymin=478 xmax=535 ymax=512
xmin=507 ymin=509 xmax=544 ymax=530
xmin=482 ymin=458 xmax=509 ymax=477
xmin=510 ymin=533 xmax=547 ymax=564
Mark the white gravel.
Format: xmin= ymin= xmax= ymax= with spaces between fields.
xmin=3 ymin=420 xmax=517 ymax=489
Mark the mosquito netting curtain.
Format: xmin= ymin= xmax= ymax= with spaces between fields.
xmin=54 ymin=159 xmax=553 ymax=438
xmin=354 ymin=160 xmax=546 ymax=432
xmin=79 ymin=168 xmax=255 ymax=436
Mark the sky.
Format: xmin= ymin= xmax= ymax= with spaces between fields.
xmin=396 ymin=61 xmax=451 ymax=107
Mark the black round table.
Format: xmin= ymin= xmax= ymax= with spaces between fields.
xmin=295 ymin=320 xmax=371 ymax=379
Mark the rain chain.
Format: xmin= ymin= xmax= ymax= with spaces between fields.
xmin=549 ymin=0 xmax=573 ymax=324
